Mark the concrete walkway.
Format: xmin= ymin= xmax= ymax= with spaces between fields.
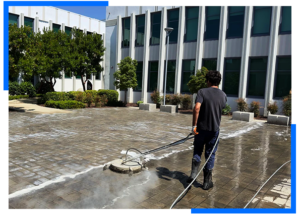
xmin=9 ymin=98 xmax=72 ymax=114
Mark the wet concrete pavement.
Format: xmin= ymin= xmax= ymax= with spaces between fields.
xmin=9 ymin=108 xmax=291 ymax=209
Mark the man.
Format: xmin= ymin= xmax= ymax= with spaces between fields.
xmin=186 ymin=70 xmax=227 ymax=190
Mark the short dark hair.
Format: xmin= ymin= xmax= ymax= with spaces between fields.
xmin=205 ymin=70 xmax=222 ymax=86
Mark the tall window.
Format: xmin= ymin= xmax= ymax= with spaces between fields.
xmin=134 ymin=62 xmax=143 ymax=91
xmin=53 ymin=24 xmax=60 ymax=33
xmin=202 ymin=59 xmax=217 ymax=70
xmin=181 ymin=60 xmax=195 ymax=93
xmin=205 ymin=6 xmax=221 ymax=40
xmin=164 ymin=61 xmax=176 ymax=93
xmin=227 ymin=7 xmax=245 ymax=39
xmin=96 ymin=71 xmax=101 ymax=80
xmin=280 ymin=6 xmax=291 ymax=34
xmin=65 ymin=27 xmax=72 ymax=36
xmin=252 ymin=7 xmax=272 ymax=36
xmin=65 ymin=71 xmax=72 ymax=78
xmin=9 ymin=13 xmax=18 ymax=26
xmin=151 ymin=12 xmax=161 ymax=45
xmin=185 ymin=7 xmax=199 ymax=42
xmin=247 ymin=57 xmax=268 ymax=97
xmin=136 ymin=15 xmax=145 ymax=46
xmin=24 ymin=17 xmax=34 ymax=32
xmin=148 ymin=61 xmax=158 ymax=92
xmin=223 ymin=58 xmax=241 ymax=96
xmin=168 ymin=9 xmax=179 ymax=43
xmin=122 ymin=17 xmax=130 ymax=47
xmin=274 ymin=57 xmax=291 ymax=98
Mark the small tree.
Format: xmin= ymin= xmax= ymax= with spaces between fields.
xmin=187 ymin=67 xmax=209 ymax=94
xmin=113 ymin=56 xmax=138 ymax=104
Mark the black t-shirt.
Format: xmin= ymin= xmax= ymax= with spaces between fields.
xmin=195 ymin=87 xmax=227 ymax=132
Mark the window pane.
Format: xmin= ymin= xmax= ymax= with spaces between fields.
xmin=281 ymin=6 xmax=291 ymax=33
xmin=206 ymin=6 xmax=221 ymax=17
xmin=151 ymin=13 xmax=161 ymax=45
xmin=252 ymin=7 xmax=272 ymax=36
xmin=227 ymin=6 xmax=245 ymax=38
xmin=186 ymin=7 xmax=199 ymax=19
xmin=96 ymin=71 xmax=101 ymax=80
xmin=76 ymin=75 xmax=81 ymax=79
xmin=53 ymin=24 xmax=60 ymax=33
xmin=248 ymin=57 xmax=267 ymax=97
xmin=277 ymin=57 xmax=291 ymax=71
xmin=249 ymin=58 xmax=268 ymax=71
xmin=225 ymin=58 xmax=241 ymax=70
xmin=168 ymin=9 xmax=179 ymax=21
xmin=134 ymin=62 xmax=143 ymax=91
xmin=9 ymin=14 xmax=18 ymax=26
xmin=137 ymin=15 xmax=145 ymax=26
xmin=137 ymin=62 xmax=143 ymax=71
xmin=186 ymin=18 xmax=198 ymax=41
xmin=149 ymin=72 xmax=158 ymax=91
xmin=167 ymin=61 xmax=176 ymax=71
xmin=183 ymin=60 xmax=195 ymax=71
xmin=224 ymin=72 xmax=240 ymax=96
xmin=150 ymin=62 xmax=159 ymax=71
xmin=205 ymin=7 xmax=221 ymax=40
xmin=152 ymin=12 xmax=161 ymax=24
xmin=136 ymin=15 xmax=145 ymax=46
xmin=65 ymin=27 xmax=72 ymax=36
xmin=202 ymin=59 xmax=217 ymax=70
xmin=275 ymin=71 xmax=291 ymax=98
xmin=64 ymin=71 xmax=72 ymax=78
xmin=181 ymin=72 xmax=193 ymax=93
xmin=24 ymin=17 xmax=34 ymax=31
xmin=168 ymin=9 xmax=179 ymax=43
xmin=166 ymin=71 xmax=175 ymax=93
xmin=122 ymin=18 xmax=130 ymax=47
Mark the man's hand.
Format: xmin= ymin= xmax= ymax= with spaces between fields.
xmin=192 ymin=126 xmax=199 ymax=135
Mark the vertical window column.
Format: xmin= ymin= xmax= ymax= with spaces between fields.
xmin=205 ymin=6 xmax=221 ymax=40
xmin=136 ymin=15 xmax=145 ymax=46
xmin=252 ymin=7 xmax=272 ymax=36
xmin=227 ymin=6 xmax=245 ymax=38
xmin=150 ymin=12 xmax=161 ymax=45
xmin=185 ymin=7 xmax=199 ymax=42
xmin=148 ymin=61 xmax=159 ymax=92
xmin=122 ymin=17 xmax=130 ymax=47
xmin=9 ymin=13 xmax=19 ymax=26
xmin=53 ymin=23 xmax=61 ymax=33
xmin=24 ymin=17 xmax=34 ymax=32
xmin=134 ymin=62 xmax=143 ymax=91
xmin=274 ymin=57 xmax=291 ymax=98
xmin=279 ymin=6 xmax=291 ymax=34
xmin=181 ymin=60 xmax=195 ymax=93
xmin=164 ymin=61 xmax=176 ymax=93
xmin=167 ymin=9 xmax=179 ymax=43
xmin=202 ymin=59 xmax=217 ymax=70
xmin=223 ymin=58 xmax=241 ymax=96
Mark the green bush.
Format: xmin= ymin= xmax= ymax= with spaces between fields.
xmin=68 ymin=91 xmax=82 ymax=100
xmin=137 ymin=100 xmax=143 ymax=107
xmin=45 ymin=100 xmax=86 ymax=109
xmin=85 ymin=92 xmax=93 ymax=107
xmin=98 ymin=90 xmax=119 ymax=105
xmin=9 ymin=81 xmax=36 ymax=97
xmin=236 ymin=98 xmax=248 ymax=111
xmin=161 ymin=95 xmax=171 ymax=105
xmin=35 ymin=94 xmax=44 ymax=97
xmin=222 ymin=104 xmax=231 ymax=115
xmin=283 ymin=90 xmax=291 ymax=117
xmin=267 ymin=102 xmax=278 ymax=114
xmin=9 ymin=95 xmax=30 ymax=100
xmin=171 ymin=94 xmax=181 ymax=105
xmin=99 ymin=95 xmax=108 ymax=107
xmin=85 ymin=90 xmax=98 ymax=97
xmin=9 ymin=82 xmax=21 ymax=95
xmin=94 ymin=95 xmax=101 ymax=107
xmin=75 ymin=92 xmax=85 ymax=102
xmin=150 ymin=90 xmax=161 ymax=107
xmin=35 ymin=81 xmax=53 ymax=94
xmin=181 ymin=94 xmax=192 ymax=110
xmin=250 ymin=101 xmax=260 ymax=117
xmin=44 ymin=92 xmax=70 ymax=101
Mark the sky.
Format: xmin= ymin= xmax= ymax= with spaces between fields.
xmin=55 ymin=6 xmax=106 ymax=21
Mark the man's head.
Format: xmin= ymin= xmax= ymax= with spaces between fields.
xmin=205 ymin=70 xmax=222 ymax=87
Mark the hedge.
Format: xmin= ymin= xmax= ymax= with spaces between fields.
xmin=9 ymin=95 xmax=30 ymax=100
xmin=44 ymin=92 xmax=70 ymax=101
xmin=9 ymin=81 xmax=36 ymax=97
xmin=98 ymin=90 xmax=118 ymax=105
xmin=45 ymin=100 xmax=86 ymax=109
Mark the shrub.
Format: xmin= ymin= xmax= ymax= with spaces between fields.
xmin=283 ymin=90 xmax=291 ymax=117
xmin=85 ymin=90 xmax=98 ymax=98
xmin=9 ymin=82 xmax=21 ymax=95
xmin=137 ymin=100 xmax=143 ymax=107
xmin=19 ymin=82 xmax=36 ymax=97
xmin=181 ymin=94 xmax=192 ymax=110
xmin=35 ymin=81 xmax=53 ymax=94
xmin=150 ymin=90 xmax=161 ymax=107
xmin=222 ymin=104 xmax=231 ymax=115
xmin=171 ymin=94 xmax=181 ymax=105
xmin=236 ymin=98 xmax=248 ymax=111
xmin=161 ymin=94 xmax=171 ymax=105
xmin=85 ymin=93 xmax=93 ymax=107
xmin=94 ymin=95 xmax=101 ymax=107
xmin=68 ymin=91 xmax=83 ymax=100
xmin=44 ymin=92 xmax=70 ymax=101
xmin=9 ymin=95 xmax=30 ymax=100
xmin=98 ymin=89 xmax=119 ymax=105
xmin=45 ymin=100 xmax=86 ymax=109
xmin=250 ymin=101 xmax=260 ymax=117
xmin=267 ymin=102 xmax=278 ymax=114
xmin=109 ymin=100 xmax=124 ymax=107
xmin=99 ymin=95 xmax=108 ymax=107
xmin=35 ymin=94 xmax=44 ymax=97
xmin=75 ymin=92 xmax=84 ymax=102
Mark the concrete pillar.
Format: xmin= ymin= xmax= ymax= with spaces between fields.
xmin=128 ymin=13 xmax=136 ymax=103
xmin=34 ymin=16 xmax=39 ymax=33
xmin=264 ymin=6 xmax=280 ymax=116
xmin=157 ymin=7 xmax=167 ymax=95
xmin=116 ymin=16 xmax=122 ymax=100
xmin=20 ymin=13 xmax=24 ymax=27
xmin=61 ymin=23 xmax=65 ymax=92
xmin=141 ymin=10 xmax=151 ymax=103
xmin=239 ymin=6 xmax=253 ymax=99
xmin=216 ymin=6 xmax=227 ymax=90
xmin=92 ymin=73 xmax=95 ymax=90
xmin=174 ymin=6 xmax=185 ymax=95
xmin=49 ymin=20 xmax=53 ymax=30
xmin=73 ymin=72 xmax=76 ymax=91
xmin=102 ymin=33 xmax=105 ymax=89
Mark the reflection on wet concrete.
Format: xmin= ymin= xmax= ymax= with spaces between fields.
xmin=9 ymin=108 xmax=291 ymax=208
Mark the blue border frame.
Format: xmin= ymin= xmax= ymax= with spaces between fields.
xmin=4 ymin=1 xmax=108 ymax=91
xmin=192 ymin=124 xmax=296 ymax=213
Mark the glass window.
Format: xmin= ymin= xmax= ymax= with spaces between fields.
xmin=134 ymin=62 xmax=143 ymax=91
xmin=247 ymin=57 xmax=268 ymax=97
xmin=185 ymin=7 xmax=199 ymax=42
xmin=96 ymin=71 xmax=101 ymax=80
xmin=24 ymin=17 xmax=34 ymax=32
xmin=65 ymin=27 xmax=72 ymax=36
xmin=87 ymin=31 xmax=93 ymax=35
xmin=122 ymin=17 xmax=130 ymax=47
xmin=274 ymin=57 xmax=291 ymax=98
xmin=64 ymin=71 xmax=72 ymax=78
xmin=205 ymin=6 xmax=221 ymax=40
xmin=136 ymin=15 xmax=145 ymax=46
xmin=9 ymin=13 xmax=18 ymax=26
xmin=53 ymin=24 xmax=60 ymax=33
xmin=252 ymin=7 xmax=272 ymax=36
xmin=151 ymin=12 xmax=161 ymax=45
xmin=148 ymin=61 xmax=158 ymax=92
xmin=202 ymin=59 xmax=217 ymax=70
xmin=168 ymin=9 xmax=179 ymax=43
xmin=223 ymin=58 xmax=241 ymax=96
xmin=181 ymin=60 xmax=195 ymax=93
xmin=164 ymin=61 xmax=176 ymax=93
xmin=76 ymin=74 xmax=81 ymax=79
xmin=280 ymin=6 xmax=291 ymax=34
xmin=227 ymin=7 xmax=245 ymax=38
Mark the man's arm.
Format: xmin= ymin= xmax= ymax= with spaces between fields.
xmin=193 ymin=102 xmax=201 ymax=126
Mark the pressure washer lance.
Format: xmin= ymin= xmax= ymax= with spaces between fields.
xmin=170 ymin=130 xmax=220 ymax=209
xmin=103 ymin=133 xmax=194 ymax=171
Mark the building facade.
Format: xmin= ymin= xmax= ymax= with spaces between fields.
xmin=9 ymin=6 xmax=106 ymax=92
xmin=105 ymin=6 xmax=291 ymax=115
